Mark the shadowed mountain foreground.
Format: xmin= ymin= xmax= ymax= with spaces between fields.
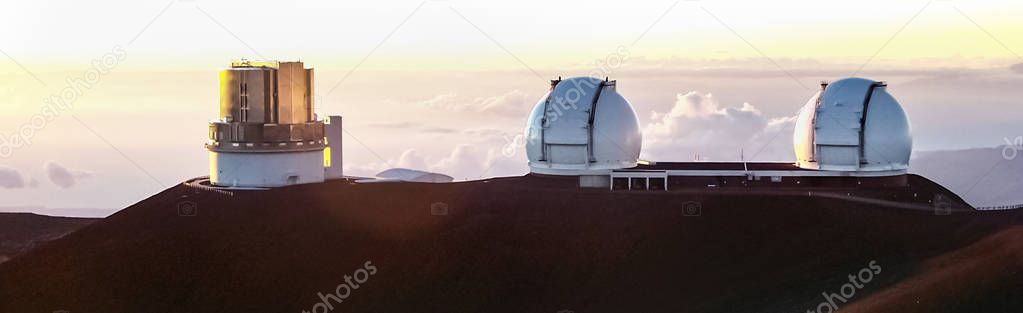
xmin=0 ymin=213 xmax=97 ymax=265
xmin=0 ymin=175 xmax=1020 ymax=313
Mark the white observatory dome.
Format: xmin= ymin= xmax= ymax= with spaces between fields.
xmin=793 ymin=77 xmax=912 ymax=172
xmin=525 ymin=77 xmax=642 ymax=175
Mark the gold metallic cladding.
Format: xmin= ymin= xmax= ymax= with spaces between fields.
xmin=218 ymin=61 xmax=314 ymax=124
xmin=214 ymin=60 xmax=324 ymax=154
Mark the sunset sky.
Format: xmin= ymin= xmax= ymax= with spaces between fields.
xmin=2 ymin=0 xmax=1022 ymax=214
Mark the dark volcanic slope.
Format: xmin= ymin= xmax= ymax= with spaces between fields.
xmin=843 ymin=225 xmax=1023 ymax=313
xmin=0 ymin=175 xmax=1020 ymax=313
xmin=0 ymin=213 xmax=97 ymax=264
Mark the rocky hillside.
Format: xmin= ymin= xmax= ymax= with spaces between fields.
xmin=0 ymin=175 xmax=1019 ymax=313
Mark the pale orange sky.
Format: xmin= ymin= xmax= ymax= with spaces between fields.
xmin=2 ymin=0 xmax=1022 ymax=71
xmin=1 ymin=0 xmax=1022 ymax=212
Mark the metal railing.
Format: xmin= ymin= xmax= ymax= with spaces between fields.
xmin=976 ymin=203 xmax=1023 ymax=211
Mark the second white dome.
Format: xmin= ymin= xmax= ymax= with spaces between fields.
xmin=793 ymin=77 xmax=912 ymax=172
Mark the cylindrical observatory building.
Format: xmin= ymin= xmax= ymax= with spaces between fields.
xmin=206 ymin=60 xmax=341 ymax=187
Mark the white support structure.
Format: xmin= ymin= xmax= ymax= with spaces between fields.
xmin=609 ymin=171 xmax=669 ymax=191
xmin=607 ymin=167 xmax=908 ymax=191
xmin=324 ymin=115 xmax=344 ymax=180
xmin=660 ymin=169 xmax=905 ymax=177
xmin=210 ymin=149 xmax=325 ymax=187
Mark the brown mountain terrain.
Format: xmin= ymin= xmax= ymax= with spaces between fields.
xmin=843 ymin=225 xmax=1023 ymax=312
xmin=0 ymin=174 xmax=1020 ymax=313
xmin=0 ymin=213 xmax=97 ymax=265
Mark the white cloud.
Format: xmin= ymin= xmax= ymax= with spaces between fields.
xmin=641 ymin=91 xmax=796 ymax=162
xmin=429 ymin=144 xmax=485 ymax=178
xmin=462 ymin=128 xmax=509 ymax=138
xmin=0 ymin=167 xmax=27 ymax=189
xmin=420 ymin=90 xmax=534 ymax=116
xmin=45 ymin=162 xmax=92 ymax=189
xmin=1012 ymin=63 xmax=1023 ymax=74
xmin=424 ymin=143 xmax=527 ymax=180
xmin=415 ymin=92 xmax=459 ymax=110
xmin=395 ymin=149 xmax=429 ymax=171
xmin=343 ymin=133 xmax=529 ymax=181
xmin=348 ymin=92 xmax=802 ymax=179
xmin=341 ymin=161 xmax=389 ymax=178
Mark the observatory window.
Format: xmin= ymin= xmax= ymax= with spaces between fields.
xmin=649 ymin=177 xmax=665 ymax=191
xmin=630 ymin=178 xmax=647 ymax=190
xmin=612 ymin=177 xmax=629 ymax=191
xmin=239 ymin=83 xmax=250 ymax=122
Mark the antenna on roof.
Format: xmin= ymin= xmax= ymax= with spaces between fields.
xmin=741 ymin=148 xmax=748 ymax=172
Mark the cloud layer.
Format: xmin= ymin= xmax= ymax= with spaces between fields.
xmin=344 ymin=133 xmax=529 ymax=181
xmin=347 ymin=91 xmax=803 ymax=179
xmin=0 ymin=167 xmax=27 ymax=189
xmin=420 ymin=90 xmax=534 ymax=116
xmin=641 ymin=91 xmax=796 ymax=162
xmin=45 ymin=162 xmax=92 ymax=189
xmin=1011 ymin=63 xmax=1023 ymax=74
